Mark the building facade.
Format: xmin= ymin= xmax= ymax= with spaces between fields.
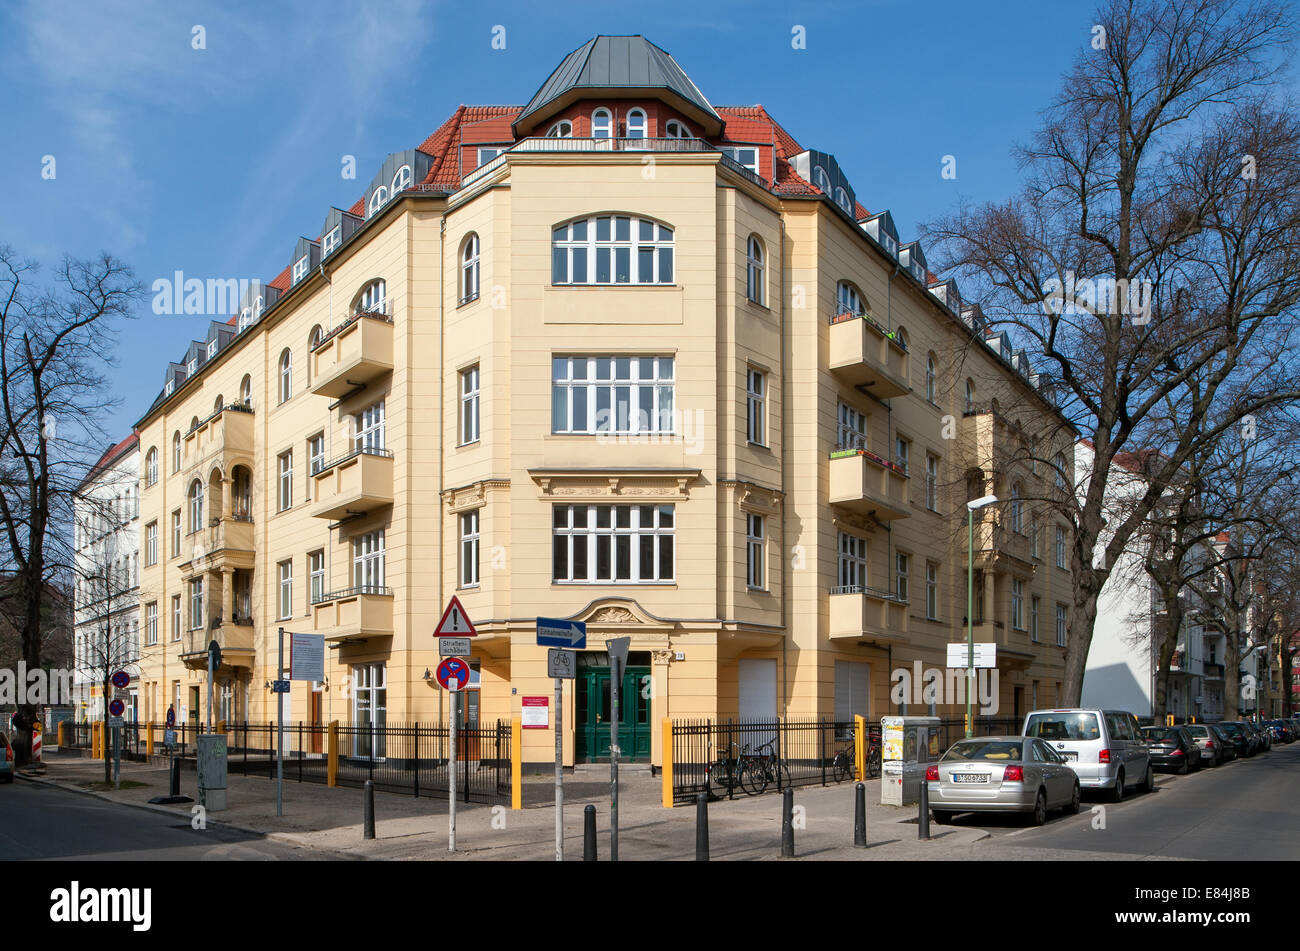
xmin=134 ymin=35 xmax=1074 ymax=766
xmin=73 ymin=434 xmax=142 ymax=722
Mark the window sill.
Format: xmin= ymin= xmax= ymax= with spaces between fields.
xmin=458 ymin=583 xmax=481 ymax=591
xmin=458 ymin=439 xmax=481 ymax=449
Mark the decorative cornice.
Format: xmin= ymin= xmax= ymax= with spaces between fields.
xmin=441 ymin=479 xmax=510 ymax=512
xmin=719 ymin=479 xmax=784 ymax=514
xmin=529 ymin=467 xmax=700 ymax=502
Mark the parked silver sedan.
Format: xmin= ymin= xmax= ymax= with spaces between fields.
xmin=927 ymin=736 xmax=1081 ymax=826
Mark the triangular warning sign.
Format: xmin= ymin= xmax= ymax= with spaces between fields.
xmin=435 ymin=595 xmax=477 ymax=637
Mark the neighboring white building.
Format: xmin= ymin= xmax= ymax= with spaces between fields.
xmin=72 ymin=434 xmax=141 ymax=722
xmin=1075 ymin=440 xmax=1222 ymax=721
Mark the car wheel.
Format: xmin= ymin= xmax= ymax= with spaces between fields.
xmin=1031 ymin=790 xmax=1048 ymax=826
xmin=1111 ymin=770 xmax=1125 ymax=803
xmin=1141 ymin=763 xmax=1155 ymax=794
xmin=931 ymin=810 xmax=953 ymax=825
xmin=1068 ymin=780 xmax=1081 ymax=815
xmin=1178 ymin=758 xmax=1189 ymax=775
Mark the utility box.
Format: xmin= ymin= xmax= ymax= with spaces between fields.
xmin=879 ymin=716 xmax=941 ymax=806
xmin=196 ymin=733 xmax=228 ymax=811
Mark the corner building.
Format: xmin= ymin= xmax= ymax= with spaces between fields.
xmin=135 ymin=35 xmax=1074 ymax=768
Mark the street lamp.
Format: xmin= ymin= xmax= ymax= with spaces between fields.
xmin=966 ymin=494 xmax=999 ymax=737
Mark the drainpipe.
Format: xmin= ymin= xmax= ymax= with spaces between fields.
xmin=779 ymin=218 xmax=789 ymax=720
xmin=438 ymin=213 xmax=447 ymax=726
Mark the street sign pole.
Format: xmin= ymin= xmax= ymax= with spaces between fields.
xmin=113 ymin=723 xmax=120 ymax=788
xmin=207 ymin=648 xmax=214 ymax=734
xmin=607 ymin=636 xmax=630 ymax=862
xmin=449 ymin=687 xmax=457 ymax=852
xmin=276 ymin=626 xmax=284 ymax=818
xmin=555 ymin=674 xmax=563 ymax=862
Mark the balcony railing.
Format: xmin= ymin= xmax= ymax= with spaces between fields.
xmin=829 ymin=587 xmax=908 ymax=640
xmin=828 ymin=312 xmax=911 ymax=399
xmin=828 ymin=449 xmax=911 ymax=521
xmin=310 ymin=447 xmax=394 ymax=520
xmin=183 ymin=402 xmax=255 ymax=470
xmin=310 ymin=307 xmax=394 ymax=398
xmin=311 ymin=585 xmax=394 ymax=641
xmin=311 ymin=584 xmax=392 ymax=606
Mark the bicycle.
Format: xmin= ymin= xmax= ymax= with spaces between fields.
xmin=706 ymin=741 xmax=764 ymax=797
xmin=831 ymin=728 xmax=882 ymax=781
xmin=746 ymin=738 xmax=791 ymax=795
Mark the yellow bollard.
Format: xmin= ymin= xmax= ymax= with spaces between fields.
xmin=511 ymin=715 xmax=522 ymax=810
xmin=146 ymin=723 xmax=154 ymax=757
xmin=854 ymin=714 xmax=866 ymax=781
xmin=327 ymin=720 xmax=339 ymax=787
xmin=660 ymin=718 xmax=674 ymax=808
xmin=58 ymin=721 xmax=68 ymax=750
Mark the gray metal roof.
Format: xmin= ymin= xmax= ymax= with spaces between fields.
xmin=514 ymin=35 xmax=721 ymax=135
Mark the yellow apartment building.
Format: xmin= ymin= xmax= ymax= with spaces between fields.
xmin=133 ymin=35 xmax=1074 ymax=768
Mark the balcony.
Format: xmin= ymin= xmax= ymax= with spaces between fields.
xmin=828 ymin=313 xmax=910 ymax=398
xmin=310 ymin=447 xmax=394 ymax=520
xmin=963 ymin=516 xmax=1035 ymax=574
xmin=829 ymin=449 xmax=910 ymax=520
xmin=183 ymin=404 xmax=254 ymax=473
xmin=1204 ymin=662 xmax=1226 ymax=680
xmin=181 ymin=516 xmax=256 ymax=576
xmin=829 ymin=586 xmax=908 ymax=642
xmin=178 ymin=625 xmax=255 ymax=671
xmin=309 ymin=308 xmax=394 ymax=398
xmin=311 ymin=586 xmax=394 ymax=641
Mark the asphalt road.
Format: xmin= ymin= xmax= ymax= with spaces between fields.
xmin=0 ymin=780 xmax=333 ymax=860
xmin=961 ymin=740 xmax=1300 ymax=859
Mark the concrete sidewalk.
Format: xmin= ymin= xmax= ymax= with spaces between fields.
xmin=24 ymin=751 xmax=988 ymax=861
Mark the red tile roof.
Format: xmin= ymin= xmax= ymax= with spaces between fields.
xmin=268 ymin=267 xmax=291 ymax=291
xmin=80 ymin=432 xmax=139 ymax=490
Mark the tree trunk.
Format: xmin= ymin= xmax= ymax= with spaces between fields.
xmin=1061 ymin=585 xmax=1100 ymax=706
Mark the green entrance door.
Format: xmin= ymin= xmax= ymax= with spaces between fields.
xmin=575 ymin=653 xmax=651 ymax=762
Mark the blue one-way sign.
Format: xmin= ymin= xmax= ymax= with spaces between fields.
xmin=537 ymin=617 xmax=586 ymax=649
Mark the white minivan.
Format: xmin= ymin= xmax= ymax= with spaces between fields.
xmin=1021 ymin=709 xmax=1153 ymax=802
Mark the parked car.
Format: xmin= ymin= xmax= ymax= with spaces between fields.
xmin=1216 ymin=721 xmax=1259 ymax=757
xmin=1140 ymin=726 xmax=1201 ymax=774
xmin=1264 ymin=720 xmax=1294 ymax=743
xmin=1183 ymin=723 xmax=1229 ymax=766
xmin=1022 ymin=708 xmax=1153 ymax=802
xmin=927 ymin=736 xmax=1081 ymax=826
xmin=1210 ymin=724 xmax=1238 ymax=762
xmin=1244 ymin=720 xmax=1271 ymax=751
xmin=0 ymin=732 xmax=13 ymax=783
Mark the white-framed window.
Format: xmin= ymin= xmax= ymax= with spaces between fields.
xmin=722 ymin=146 xmax=759 ymax=175
xmin=368 ymin=185 xmax=388 ymax=216
xmin=353 ymin=530 xmax=385 ymax=592
xmin=190 ymin=577 xmax=204 ymax=630
xmin=278 ymin=451 xmax=293 ymax=512
xmin=837 ymin=281 xmax=866 ymax=317
xmin=1054 ymin=452 xmax=1068 ymax=491
xmin=278 ymin=349 xmax=292 ymax=403
xmin=278 ymin=560 xmax=293 ymax=620
xmin=207 ymin=340 xmax=217 ymax=359
xmin=591 ymin=108 xmax=613 ymax=139
xmin=358 ymin=279 xmax=386 ymax=314
xmin=187 ymin=480 xmax=203 ymax=533
xmin=172 ymin=432 xmax=181 ymax=473
xmin=895 ymin=435 xmax=910 ymax=474
xmin=186 ymin=357 xmax=197 ymax=375
xmin=460 ymin=365 xmax=480 ymax=445
xmin=292 ymin=255 xmax=309 ymax=285
xmin=146 ymin=602 xmax=158 ymax=647
xmin=146 ymin=521 xmax=157 ymax=566
xmin=308 ymin=434 xmax=325 ymax=475
xmin=625 ymin=107 xmax=647 ymax=139
xmin=746 ymin=235 xmax=765 ymax=305
xmin=837 ymin=532 xmax=867 ymax=589
xmin=746 ymin=368 xmax=766 ymax=446
xmin=1055 ymin=603 xmax=1068 ymax=647
xmin=1030 ymin=520 xmax=1040 ymax=559
xmin=546 ymin=120 xmax=573 ymax=138
xmin=813 ymin=166 xmax=832 ymax=194
xmin=477 ymin=146 xmax=505 ymax=166
xmin=1011 ymin=578 xmax=1025 ymax=630
xmin=309 ymin=550 xmax=325 ymax=605
xmin=925 ymin=453 xmax=939 ymax=511
xmin=837 ymin=402 xmax=867 ymax=451
xmin=1055 ymin=525 xmax=1067 ymax=569
xmin=171 ymin=509 xmax=181 ymax=556
xmin=1031 ymin=595 xmax=1040 ymax=642
xmin=925 ymin=561 xmax=939 ymax=620
xmin=926 ymin=353 xmax=937 ymax=402
xmin=354 ymin=401 xmax=386 ymax=451
xmin=322 ymin=225 xmax=342 ymax=257
xmin=1010 ymin=482 xmax=1023 ymax=534
xmin=460 ymin=510 xmax=480 ymax=588
xmin=391 ymin=164 xmax=412 ymax=192
xmin=165 ymin=380 xmax=174 ymax=397
xmin=746 ymin=514 xmax=765 ymax=590
xmin=835 ymin=186 xmax=852 ymax=213
xmin=240 ymin=374 xmax=252 ymax=407
xmin=664 ymin=119 xmax=690 ymax=138
xmin=552 ymin=504 xmax=674 ymax=583
xmin=172 ymin=594 xmax=182 ymax=641
xmin=460 ymin=233 xmax=480 ymax=304
xmin=144 ymin=448 xmax=158 ymax=486
xmin=964 ymin=379 xmax=975 ymax=414
xmin=551 ymin=356 xmax=675 ymax=434
xmin=895 ymin=552 xmax=910 ymax=602
xmin=551 ymin=215 xmax=674 ymax=285
xmin=351 ymin=662 xmax=386 ymax=757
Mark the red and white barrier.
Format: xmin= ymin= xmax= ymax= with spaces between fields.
xmin=31 ymin=725 xmax=42 ymax=763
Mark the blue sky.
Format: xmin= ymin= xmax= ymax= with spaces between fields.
xmin=2 ymin=0 xmax=1129 ymax=445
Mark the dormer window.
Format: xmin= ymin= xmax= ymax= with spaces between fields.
xmin=238 ymin=308 xmax=251 ymax=331
xmin=664 ymin=120 xmax=690 ymax=138
xmin=206 ymin=340 xmax=217 ymax=359
xmin=391 ymin=165 xmax=412 ymax=193
xmin=546 ymin=120 xmax=573 ymax=138
xmin=813 ymin=165 xmax=832 ymax=194
xmin=292 ymin=255 xmax=309 ymax=285
xmin=477 ymin=147 xmax=505 ymax=166
xmin=591 ymin=108 xmax=613 ymax=139
xmin=835 ymin=187 xmax=852 ymax=213
xmin=721 ymin=147 xmax=759 ymax=176
xmin=368 ymin=186 xmax=388 ymax=217
xmin=626 ymin=108 xmax=647 ymax=140
xmin=186 ymin=358 xmax=197 ymax=375
xmin=165 ymin=380 xmax=174 ymax=397
xmin=322 ymin=226 xmax=342 ymax=257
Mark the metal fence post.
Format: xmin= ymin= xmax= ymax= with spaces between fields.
xmin=820 ymin=718 xmax=827 ymax=786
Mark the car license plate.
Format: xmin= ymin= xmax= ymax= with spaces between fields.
xmin=952 ymin=773 xmax=988 ymax=783
xmin=1060 ymin=751 xmax=1077 ymax=760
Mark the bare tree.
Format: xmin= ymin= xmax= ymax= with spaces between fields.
xmin=923 ymin=0 xmax=1300 ymax=704
xmin=0 ymin=247 xmax=141 ymax=764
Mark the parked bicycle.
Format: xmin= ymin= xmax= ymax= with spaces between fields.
xmin=746 ymin=737 xmax=791 ymax=794
xmin=831 ymin=728 xmax=883 ymax=781
xmin=706 ymin=741 xmax=764 ymax=796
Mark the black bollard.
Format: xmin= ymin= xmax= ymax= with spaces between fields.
xmin=781 ymin=787 xmax=795 ymax=858
xmin=363 ymin=780 xmax=375 ymax=840
xmin=854 ymin=782 xmax=867 ymax=847
xmin=695 ymin=792 xmax=709 ymax=861
xmin=583 ymin=804 xmax=597 ymax=861
xmin=918 ymin=773 xmax=931 ymax=840
xmin=169 ymin=757 xmax=181 ymax=797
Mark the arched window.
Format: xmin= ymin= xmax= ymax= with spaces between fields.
xmin=238 ymin=307 xmax=251 ymax=331
xmin=172 ymin=432 xmax=181 ymax=473
xmin=835 ymin=187 xmax=851 ymax=212
xmin=591 ymin=108 xmax=613 ymax=139
xmin=357 ymin=279 xmax=386 ymax=315
xmin=813 ymin=165 xmax=832 ymax=194
xmin=211 ymin=396 xmax=222 ymax=415
xmin=551 ymin=215 xmax=674 ymax=284
xmin=391 ymin=165 xmax=412 ymax=193
xmin=253 ymin=295 xmax=265 ymax=318
xmin=367 ymin=186 xmax=388 ymax=217
xmin=278 ymin=349 xmax=292 ymax=404
xmin=460 ymin=233 xmax=480 ymax=304
xmin=1010 ymin=482 xmax=1023 ymax=534
xmin=188 ymin=480 xmax=204 ymax=533
xmin=309 ymin=325 xmax=323 ymax=351
xmin=664 ymin=119 xmax=690 ymax=138
xmin=625 ymin=108 xmax=647 ymax=139
xmin=239 ymin=374 xmax=252 ymax=407
xmin=546 ymin=119 xmax=573 ymax=138
xmin=837 ymin=281 xmax=866 ymax=317
xmin=894 ymin=327 xmax=908 ymax=352
xmin=964 ymin=379 xmax=976 ymax=414
xmin=925 ymin=353 xmax=937 ymax=402
xmin=747 ymin=235 xmax=765 ymax=305
xmin=145 ymin=448 xmax=158 ymax=487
